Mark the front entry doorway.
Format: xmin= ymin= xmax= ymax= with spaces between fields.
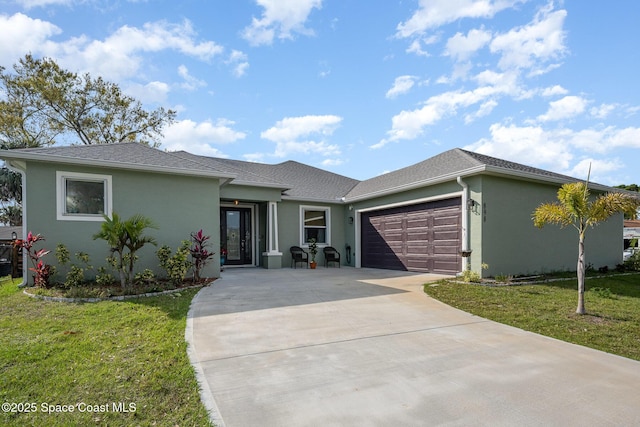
xmin=221 ymin=207 xmax=253 ymax=266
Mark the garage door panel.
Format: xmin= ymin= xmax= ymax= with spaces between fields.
xmin=406 ymin=243 xmax=429 ymax=254
xmin=362 ymin=197 xmax=461 ymax=274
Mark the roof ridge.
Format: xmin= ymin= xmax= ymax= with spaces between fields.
xmin=275 ymin=160 xmax=360 ymax=182
xmin=453 ymin=148 xmax=489 ymax=166
xmin=175 ymin=152 xmax=288 ymax=187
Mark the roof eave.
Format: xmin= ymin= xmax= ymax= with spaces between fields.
xmin=225 ymin=180 xmax=289 ymax=190
xmin=0 ymin=151 xmax=235 ymax=180
xmin=281 ymin=194 xmax=346 ymax=204
xmin=482 ymin=165 xmax=614 ymax=192
xmin=344 ymin=164 xmax=617 ymax=203
xmin=343 ymin=165 xmax=486 ymax=203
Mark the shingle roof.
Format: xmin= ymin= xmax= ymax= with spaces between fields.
xmin=0 ymin=143 xmax=231 ymax=178
xmin=174 ymin=151 xmax=360 ymax=201
xmin=269 ymin=160 xmax=359 ymax=200
xmin=0 ymin=143 xmax=615 ymax=203
xmin=170 ymin=151 xmax=285 ymax=188
xmin=344 ymin=148 xmax=606 ymax=201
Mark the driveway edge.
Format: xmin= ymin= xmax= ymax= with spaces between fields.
xmin=186 ymin=285 xmax=225 ymax=427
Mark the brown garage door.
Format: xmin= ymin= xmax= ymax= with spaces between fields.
xmin=361 ymin=197 xmax=462 ymax=274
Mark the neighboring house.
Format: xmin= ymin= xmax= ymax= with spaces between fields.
xmin=0 ymin=143 xmax=624 ymax=284
xmin=623 ymin=219 xmax=640 ymax=247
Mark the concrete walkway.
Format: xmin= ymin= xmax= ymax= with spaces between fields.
xmin=186 ymin=267 xmax=640 ymax=426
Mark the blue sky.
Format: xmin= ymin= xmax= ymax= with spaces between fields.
xmin=2 ymin=1 xmax=640 ymax=185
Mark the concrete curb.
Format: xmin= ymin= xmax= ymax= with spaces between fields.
xmin=185 ymin=283 xmax=225 ymax=427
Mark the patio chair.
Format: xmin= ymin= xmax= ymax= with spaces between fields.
xmin=323 ymin=246 xmax=341 ymax=268
xmin=290 ymin=246 xmax=309 ymax=268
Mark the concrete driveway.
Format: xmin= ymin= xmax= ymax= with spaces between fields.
xmin=186 ymin=267 xmax=640 ymax=426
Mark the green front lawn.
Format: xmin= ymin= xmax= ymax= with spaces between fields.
xmin=424 ymin=274 xmax=640 ymax=361
xmin=0 ymin=278 xmax=212 ymax=427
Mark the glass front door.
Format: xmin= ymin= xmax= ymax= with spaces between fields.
xmin=221 ymin=207 xmax=253 ymax=266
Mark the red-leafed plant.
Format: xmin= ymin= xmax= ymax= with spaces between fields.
xmin=190 ymin=229 xmax=215 ymax=282
xmin=14 ymin=231 xmax=53 ymax=287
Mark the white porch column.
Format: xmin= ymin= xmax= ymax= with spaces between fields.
xmin=263 ymin=201 xmax=282 ymax=268
xmin=267 ymin=201 xmax=280 ymax=253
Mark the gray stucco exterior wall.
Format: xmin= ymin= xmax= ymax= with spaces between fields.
xmin=345 ymin=174 xmax=622 ymax=277
xmin=476 ymin=175 xmax=622 ymax=277
xmin=23 ymin=161 xmax=220 ymax=284
xmin=276 ymin=200 xmax=347 ymax=267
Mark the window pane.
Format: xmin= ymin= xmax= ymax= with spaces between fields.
xmin=305 ymin=228 xmax=326 ymax=244
xmin=304 ymin=210 xmax=326 ymax=227
xmin=66 ymin=180 xmax=105 ymax=215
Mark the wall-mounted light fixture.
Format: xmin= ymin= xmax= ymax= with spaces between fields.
xmin=348 ymin=216 xmax=353 ymax=224
xmin=11 ymin=231 xmax=17 ymax=240
xmin=234 ymin=200 xmax=239 ymax=205
xmin=467 ymin=199 xmax=477 ymax=209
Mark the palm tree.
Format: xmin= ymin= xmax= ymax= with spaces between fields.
xmin=532 ymin=176 xmax=639 ymax=314
xmin=93 ymin=213 xmax=157 ymax=288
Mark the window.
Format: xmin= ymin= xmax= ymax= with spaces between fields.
xmin=300 ymin=205 xmax=330 ymax=245
xmin=57 ymin=171 xmax=112 ymax=221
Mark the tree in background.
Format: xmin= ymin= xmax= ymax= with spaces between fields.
xmin=615 ymin=184 xmax=640 ymax=219
xmin=533 ymin=177 xmax=640 ymax=314
xmin=0 ymin=54 xmax=177 ymax=223
xmin=0 ymin=167 xmax=22 ymax=225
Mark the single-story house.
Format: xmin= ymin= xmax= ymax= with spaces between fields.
xmin=0 ymin=143 xmax=624 ymax=284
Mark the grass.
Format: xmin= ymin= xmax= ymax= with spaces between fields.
xmin=424 ymin=273 xmax=640 ymax=361
xmin=0 ymin=277 xmax=212 ymax=427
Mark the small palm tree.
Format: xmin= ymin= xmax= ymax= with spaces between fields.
xmin=93 ymin=212 xmax=157 ymax=288
xmin=532 ymin=176 xmax=639 ymax=314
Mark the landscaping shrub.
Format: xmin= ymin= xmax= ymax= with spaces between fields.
xmin=157 ymin=241 xmax=191 ymax=285
xmin=190 ymin=229 xmax=215 ymax=281
xmin=93 ymin=212 xmax=157 ymax=289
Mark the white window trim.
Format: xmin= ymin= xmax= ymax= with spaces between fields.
xmin=299 ymin=205 xmax=331 ymax=247
xmin=56 ymin=171 xmax=112 ymax=222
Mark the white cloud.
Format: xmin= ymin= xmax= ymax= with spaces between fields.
xmin=161 ymin=118 xmax=246 ymax=155
xmin=465 ymin=123 xmax=640 ymax=178
xmin=445 ymin=28 xmax=492 ymax=61
xmin=124 ymin=81 xmax=171 ymax=104
xmin=590 ymin=103 xmax=617 ymax=119
xmin=15 ymin=0 xmax=70 ymax=8
xmin=464 ymin=99 xmax=498 ymax=123
xmin=242 ymin=0 xmax=322 ymax=46
xmin=569 ymin=158 xmax=623 ymax=181
xmin=541 ymin=85 xmax=568 ymax=97
xmin=2 ymin=18 xmax=221 ymax=82
xmin=177 ymin=65 xmax=206 ymax=91
xmin=406 ymin=39 xmax=430 ymax=57
xmin=386 ymin=75 xmax=417 ymax=99
xmin=65 ymin=20 xmax=223 ymax=80
xmin=321 ymin=158 xmax=344 ymax=166
xmin=377 ymin=75 xmax=521 ymax=147
xmin=226 ymin=50 xmax=249 ymax=78
xmin=243 ymin=152 xmax=266 ymax=163
xmin=0 ymin=13 xmax=61 ymax=65
xmin=490 ymin=5 xmax=567 ymax=72
xmin=261 ymin=114 xmax=342 ymax=157
xmin=537 ymin=95 xmax=587 ymax=122
xmin=465 ymin=123 xmax=573 ymax=171
xmin=396 ymin=0 xmax=524 ymax=39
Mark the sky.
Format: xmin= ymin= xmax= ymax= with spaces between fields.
xmin=1 ymin=0 xmax=640 ymax=185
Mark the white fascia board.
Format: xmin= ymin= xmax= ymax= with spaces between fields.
xmin=481 ymin=166 xmax=615 ymax=192
xmin=343 ymin=166 xmax=486 ymax=203
xmin=0 ymin=151 xmax=235 ymax=180
xmin=281 ymin=195 xmax=346 ymax=204
xmin=344 ymin=164 xmax=618 ymax=204
xmin=225 ymin=180 xmax=288 ymax=190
